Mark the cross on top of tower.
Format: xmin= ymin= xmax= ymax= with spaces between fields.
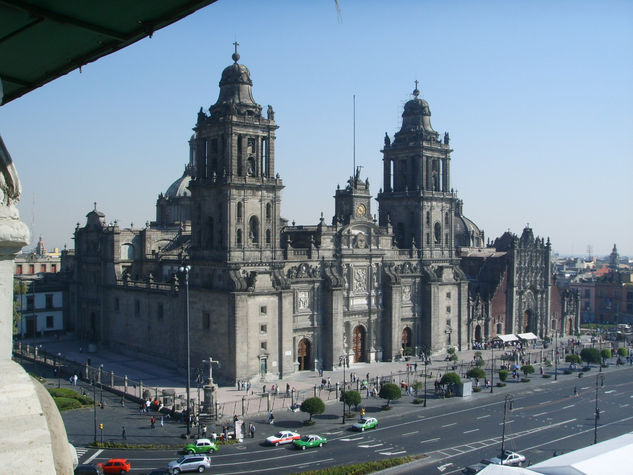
xmin=232 ymin=41 xmax=240 ymax=63
xmin=413 ymin=80 xmax=420 ymax=98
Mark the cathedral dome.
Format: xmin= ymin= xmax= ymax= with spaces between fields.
xmin=453 ymin=200 xmax=484 ymax=248
xmin=165 ymin=166 xmax=191 ymax=198
xmin=209 ymin=46 xmax=261 ymax=117
xmin=397 ymin=84 xmax=437 ymax=137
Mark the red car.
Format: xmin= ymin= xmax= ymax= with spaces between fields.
xmin=99 ymin=459 xmax=131 ymax=474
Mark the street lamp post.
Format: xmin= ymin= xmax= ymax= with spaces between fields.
xmin=500 ymin=394 xmax=514 ymax=454
xmin=179 ymin=265 xmax=192 ymax=437
xmin=339 ymin=354 xmax=347 ymax=424
xmin=490 ymin=344 xmax=494 ymax=393
xmin=57 ymin=353 xmax=62 ymax=388
xmin=92 ymin=377 xmax=97 ymax=444
xmin=422 ymin=346 xmax=429 ymax=407
xmin=554 ymin=331 xmax=558 ymax=381
xmin=594 ymin=374 xmax=605 ymax=444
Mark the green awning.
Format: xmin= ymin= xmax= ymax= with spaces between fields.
xmin=0 ymin=0 xmax=218 ymax=105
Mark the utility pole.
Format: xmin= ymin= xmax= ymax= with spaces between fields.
xmin=179 ymin=265 xmax=192 ymax=437
xmin=490 ymin=344 xmax=494 ymax=393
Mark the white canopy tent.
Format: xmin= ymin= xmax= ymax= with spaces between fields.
xmin=517 ymin=332 xmax=539 ymax=341
xmin=493 ymin=334 xmax=519 ymax=343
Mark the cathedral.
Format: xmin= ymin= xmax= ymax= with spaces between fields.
xmin=64 ymin=49 xmax=579 ymax=383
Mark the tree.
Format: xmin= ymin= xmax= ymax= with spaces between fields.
xmin=300 ymin=397 xmax=325 ymax=422
xmin=498 ymin=369 xmax=509 ymax=382
xmin=13 ymin=280 xmax=28 ymax=336
xmin=447 ymin=347 xmax=458 ymax=362
xmin=521 ymin=364 xmax=535 ymax=377
xmin=440 ymin=372 xmax=461 ymax=395
xmin=580 ymin=348 xmax=601 ymax=366
xmin=466 ymin=367 xmax=486 ymax=383
xmin=378 ymin=383 xmax=401 ymax=408
xmin=340 ymin=390 xmax=361 ymax=414
xmin=617 ymin=347 xmax=628 ymax=357
xmin=565 ymin=354 xmax=581 ymax=365
xmin=600 ymin=348 xmax=612 ymax=364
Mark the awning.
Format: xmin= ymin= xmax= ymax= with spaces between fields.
xmin=0 ymin=0 xmax=218 ymax=105
xmin=493 ymin=334 xmax=519 ymax=343
xmin=517 ymin=332 xmax=538 ymax=340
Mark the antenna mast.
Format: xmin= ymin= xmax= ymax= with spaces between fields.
xmin=353 ymin=94 xmax=356 ymax=179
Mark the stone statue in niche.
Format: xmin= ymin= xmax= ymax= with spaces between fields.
xmin=402 ymin=285 xmax=411 ymax=302
xmin=355 ymin=232 xmax=366 ymax=249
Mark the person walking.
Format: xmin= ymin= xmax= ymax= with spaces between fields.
xmin=250 ymin=423 xmax=256 ymax=438
xmin=160 ymin=415 xmax=164 ymax=427
xmin=121 ymin=426 xmax=127 ymax=440
xmin=150 ymin=416 xmax=155 ymax=429
xmin=268 ymin=411 xmax=274 ymax=424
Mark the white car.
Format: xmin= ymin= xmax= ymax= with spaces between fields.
xmin=167 ymin=454 xmax=211 ymax=473
xmin=488 ymin=450 xmax=526 ymax=466
xmin=265 ymin=430 xmax=300 ymax=446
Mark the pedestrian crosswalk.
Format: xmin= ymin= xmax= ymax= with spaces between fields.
xmin=75 ymin=447 xmax=89 ymax=460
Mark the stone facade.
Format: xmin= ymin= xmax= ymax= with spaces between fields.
xmin=64 ymin=51 xmax=579 ymax=384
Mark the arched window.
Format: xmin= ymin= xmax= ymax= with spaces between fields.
xmin=249 ymin=216 xmax=259 ymax=244
xmin=266 ymin=203 xmax=272 ymax=220
xmin=265 ymin=229 xmax=271 ymax=245
xmin=236 ymin=229 xmax=242 ymax=246
xmin=434 ymin=222 xmax=441 ymax=244
xmin=426 ymin=211 xmax=430 ymax=225
xmin=237 ymin=202 xmax=243 ymax=222
xmin=445 ymin=212 xmax=449 ymax=226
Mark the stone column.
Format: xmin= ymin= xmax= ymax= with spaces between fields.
xmin=0 ymin=133 xmax=74 ymax=474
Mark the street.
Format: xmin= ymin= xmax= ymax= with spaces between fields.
xmin=68 ymin=364 xmax=633 ymax=474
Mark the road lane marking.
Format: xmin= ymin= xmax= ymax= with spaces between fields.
xmin=84 ymin=449 xmax=102 ymax=464
xmin=605 ymin=390 xmax=615 ymax=394
xmin=359 ymin=443 xmax=383 ymax=448
xmin=463 ymin=429 xmax=479 ymax=434
xmin=323 ymin=430 xmax=342 ymax=435
xmin=476 ymin=414 xmax=490 ymax=419
xmin=562 ymin=405 xmax=574 ymax=409
xmin=442 ymin=422 xmax=457 ymax=427
xmin=402 ymin=431 xmax=419 ymax=436
xmin=420 ymin=438 xmax=440 ymax=444
xmin=540 ymin=400 xmax=551 ymax=404
xmin=499 ymin=420 xmax=514 ymax=425
xmin=533 ymin=412 xmax=547 ymax=417
xmin=341 ymin=436 xmax=364 ymax=441
xmin=379 ymin=450 xmax=407 ymax=456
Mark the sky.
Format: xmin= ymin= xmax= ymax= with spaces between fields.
xmin=1 ymin=0 xmax=632 ymax=257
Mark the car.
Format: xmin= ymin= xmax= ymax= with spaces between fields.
xmin=167 ymin=454 xmax=211 ymax=473
xmin=293 ymin=434 xmax=328 ymax=450
xmin=183 ymin=438 xmax=219 ymax=454
xmin=461 ymin=463 xmax=489 ymax=474
xmin=265 ymin=430 xmax=301 ymax=446
xmin=352 ymin=417 xmax=378 ymax=431
xmin=488 ymin=450 xmax=526 ymax=466
xmin=74 ymin=464 xmax=104 ymax=475
xmin=98 ymin=458 xmax=131 ymax=474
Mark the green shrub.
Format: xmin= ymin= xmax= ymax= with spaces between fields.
xmin=300 ymin=397 xmax=325 ymax=421
xmin=412 ymin=398 xmax=424 ymax=404
xmin=601 ymin=348 xmax=612 ymax=361
xmin=542 ymin=374 xmax=551 ymax=378
xmin=472 ymin=387 xmax=482 ymax=392
xmin=498 ymin=369 xmax=509 ymax=382
xmin=55 ymin=397 xmax=82 ymax=411
xmin=544 ymin=359 xmax=552 ymax=367
xmin=496 ymin=382 xmax=506 ymax=387
xmin=565 ymin=354 xmax=581 ymax=365
xmin=580 ymin=348 xmax=601 ymax=365
xmin=521 ymin=364 xmax=535 ymax=377
xmin=466 ymin=367 xmax=486 ymax=381
xmin=617 ymin=347 xmax=628 ymax=357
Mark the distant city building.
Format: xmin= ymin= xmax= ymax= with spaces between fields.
xmin=64 ymin=50 xmax=578 ymax=383
xmin=14 ymin=236 xmax=61 ymax=275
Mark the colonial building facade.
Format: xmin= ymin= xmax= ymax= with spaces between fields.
xmin=64 ymin=50 xmax=579 ymax=383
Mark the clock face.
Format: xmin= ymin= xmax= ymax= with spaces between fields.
xmin=356 ymin=204 xmax=366 ymax=217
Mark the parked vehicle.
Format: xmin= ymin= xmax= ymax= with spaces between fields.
xmin=487 ymin=450 xmax=526 ymax=466
xmin=74 ymin=464 xmax=104 ymax=475
xmin=167 ymin=454 xmax=211 ymax=473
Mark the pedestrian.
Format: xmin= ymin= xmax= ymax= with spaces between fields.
xmin=202 ymin=425 xmax=207 ymax=436
xmin=414 ymin=363 xmax=418 ymax=372
xmin=286 ymin=383 xmax=291 ymax=397
xmin=122 ymin=426 xmax=126 ymax=440
xmin=120 ymin=396 xmax=125 ymax=407
xmin=160 ymin=416 xmax=164 ymax=427
xmin=263 ymin=384 xmax=266 ymax=394
xmin=327 ymin=378 xmax=331 ymax=390
xmin=150 ymin=416 xmax=155 ymax=429
xmin=268 ymin=411 xmax=274 ymax=424
xmin=250 ymin=423 xmax=256 ymax=438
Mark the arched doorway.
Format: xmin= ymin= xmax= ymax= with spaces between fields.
xmin=474 ymin=325 xmax=482 ymax=343
xmin=523 ymin=309 xmax=533 ymax=333
xmin=352 ymin=326 xmax=366 ymax=363
xmin=401 ymin=327 xmax=412 ymax=355
xmin=297 ymin=338 xmax=312 ymax=371
xmin=568 ymin=318 xmax=572 ymax=335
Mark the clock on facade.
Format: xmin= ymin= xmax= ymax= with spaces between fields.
xmin=356 ymin=203 xmax=366 ymax=217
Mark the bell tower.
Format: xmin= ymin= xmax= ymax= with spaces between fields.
xmin=189 ymin=44 xmax=284 ymax=263
xmin=377 ymin=82 xmax=456 ymax=259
